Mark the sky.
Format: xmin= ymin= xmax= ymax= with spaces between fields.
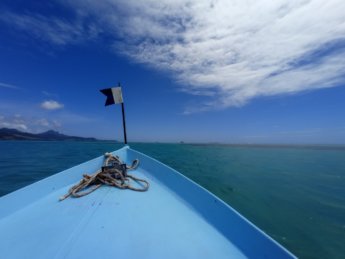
xmin=0 ymin=0 xmax=345 ymax=144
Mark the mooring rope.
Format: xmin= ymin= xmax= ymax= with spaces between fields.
xmin=59 ymin=152 xmax=149 ymax=201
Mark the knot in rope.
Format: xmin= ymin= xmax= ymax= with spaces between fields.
xmin=59 ymin=153 xmax=149 ymax=201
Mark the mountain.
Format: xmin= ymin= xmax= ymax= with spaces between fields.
xmin=0 ymin=128 xmax=97 ymax=141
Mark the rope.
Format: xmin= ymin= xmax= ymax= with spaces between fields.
xmin=59 ymin=152 xmax=149 ymax=201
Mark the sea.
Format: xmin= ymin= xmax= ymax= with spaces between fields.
xmin=0 ymin=141 xmax=344 ymax=258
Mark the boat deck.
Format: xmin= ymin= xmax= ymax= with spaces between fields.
xmin=0 ymin=147 xmax=295 ymax=258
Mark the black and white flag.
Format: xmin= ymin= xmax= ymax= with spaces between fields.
xmin=100 ymin=87 xmax=123 ymax=106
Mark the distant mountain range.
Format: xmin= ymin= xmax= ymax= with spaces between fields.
xmin=0 ymin=128 xmax=97 ymax=141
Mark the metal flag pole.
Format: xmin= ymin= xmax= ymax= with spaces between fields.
xmin=100 ymin=82 xmax=128 ymax=145
xmin=119 ymin=83 xmax=128 ymax=145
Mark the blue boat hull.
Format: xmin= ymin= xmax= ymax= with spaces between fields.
xmin=0 ymin=146 xmax=295 ymax=258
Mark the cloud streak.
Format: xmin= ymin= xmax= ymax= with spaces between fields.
xmin=0 ymin=11 xmax=101 ymax=46
xmin=3 ymin=0 xmax=345 ymax=112
xmin=0 ymin=82 xmax=20 ymax=89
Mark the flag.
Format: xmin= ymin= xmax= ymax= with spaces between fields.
xmin=100 ymin=87 xmax=123 ymax=106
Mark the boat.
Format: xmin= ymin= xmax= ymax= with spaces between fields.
xmin=0 ymin=145 xmax=295 ymax=258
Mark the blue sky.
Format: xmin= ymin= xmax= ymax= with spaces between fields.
xmin=0 ymin=0 xmax=345 ymax=144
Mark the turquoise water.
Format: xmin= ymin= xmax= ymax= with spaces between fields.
xmin=0 ymin=141 xmax=345 ymax=258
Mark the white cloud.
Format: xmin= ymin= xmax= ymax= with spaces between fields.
xmin=0 ymin=122 xmax=28 ymax=131
xmin=3 ymin=0 xmax=345 ymax=112
xmin=0 ymin=114 xmax=62 ymax=132
xmin=40 ymin=100 xmax=64 ymax=110
xmin=0 ymin=115 xmax=28 ymax=131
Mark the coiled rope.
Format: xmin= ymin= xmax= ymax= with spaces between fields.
xmin=59 ymin=152 xmax=149 ymax=201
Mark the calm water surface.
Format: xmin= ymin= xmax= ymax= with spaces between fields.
xmin=0 ymin=141 xmax=344 ymax=258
